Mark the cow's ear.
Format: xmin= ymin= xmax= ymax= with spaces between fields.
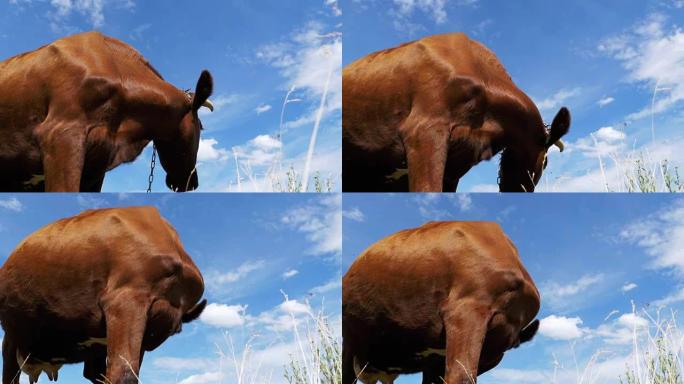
xmin=546 ymin=107 xmax=570 ymax=149
xmin=192 ymin=70 xmax=214 ymax=112
xmin=519 ymin=319 xmax=540 ymax=344
xmin=182 ymin=299 xmax=207 ymax=323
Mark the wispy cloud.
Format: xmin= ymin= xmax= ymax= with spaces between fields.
xmin=255 ymin=104 xmax=272 ymax=115
xmin=282 ymin=269 xmax=299 ymax=279
xmin=281 ymin=195 xmax=341 ymax=257
xmin=598 ymin=13 xmax=684 ymax=120
xmin=542 ymin=273 xmax=605 ymax=309
xmin=414 ymin=193 xmax=475 ymax=220
xmin=342 ymin=207 xmax=365 ymax=222
xmin=0 ymin=197 xmax=23 ymax=212
xmin=206 ymin=260 xmax=266 ymax=288
xmin=534 ymin=88 xmax=582 ymax=112
xmin=622 ymin=282 xmax=638 ymax=292
xmin=9 ymin=0 xmax=138 ymax=32
xmin=620 ymin=199 xmax=684 ymax=275
xmin=598 ymin=96 xmax=616 ymax=107
xmin=231 ymin=134 xmax=282 ymax=167
xmin=76 ymin=194 xmax=108 ymax=209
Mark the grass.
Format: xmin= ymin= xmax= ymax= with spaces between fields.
xmin=619 ymin=308 xmax=684 ymax=384
xmin=284 ymin=308 xmax=341 ymax=384
xmin=229 ymin=30 xmax=339 ymax=193
xmin=539 ymin=305 xmax=684 ymax=384
xmin=192 ymin=299 xmax=341 ymax=384
xmin=624 ymin=155 xmax=684 ymax=193
xmin=270 ymin=167 xmax=334 ymax=192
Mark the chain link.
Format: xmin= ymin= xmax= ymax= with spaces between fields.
xmin=147 ymin=143 xmax=156 ymax=193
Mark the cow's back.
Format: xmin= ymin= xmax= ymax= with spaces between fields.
xmin=0 ymin=206 xmax=186 ymax=325
xmin=0 ymin=32 xmax=183 ymax=185
xmin=343 ymin=221 xmax=535 ymax=333
xmin=343 ymin=33 xmax=535 ymax=152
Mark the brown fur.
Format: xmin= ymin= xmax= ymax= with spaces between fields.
xmin=343 ymin=222 xmax=540 ymax=383
xmin=0 ymin=32 xmax=213 ymax=192
xmin=343 ymin=33 xmax=570 ymax=192
xmin=0 ymin=206 xmax=206 ymax=384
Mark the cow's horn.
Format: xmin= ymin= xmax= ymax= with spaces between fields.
xmin=554 ymin=139 xmax=565 ymax=152
xmin=202 ymin=99 xmax=214 ymax=112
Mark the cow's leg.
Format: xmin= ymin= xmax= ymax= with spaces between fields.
xmin=342 ymin=340 xmax=355 ymax=384
xmin=2 ymin=336 xmax=20 ymax=384
xmin=401 ymin=120 xmax=449 ymax=192
xmin=39 ymin=122 xmax=85 ymax=192
xmin=422 ymin=357 xmax=446 ymax=384
xmin=83 ymin=347 xmax=107 ymax=384
xmin=101 ymin=290 xmax=150 ymax=384
xmin=81 ymin=173 xmax=106 ymax=192
xmin=442 ymin=300 xmax=490 ymax=384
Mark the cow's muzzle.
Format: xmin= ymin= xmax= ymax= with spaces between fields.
xmin=166 ymin=170 xmax=198 ymax=192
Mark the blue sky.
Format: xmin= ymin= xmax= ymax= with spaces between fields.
xmin=343 ymin=193 xmax=684 ymax=383
xmin=344 ymin=0 xmax=684 ymax=192
xmin=0 ymin=194 xmax=341 ymax=384
xmin=1 ymin=0 xmax=341 ymax=192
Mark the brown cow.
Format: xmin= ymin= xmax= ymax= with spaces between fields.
xmin=0 ymin=206 xmax=206 ymax=384
xmin=343 ymin=33 xmax=570 ymax=192
xmin=343 ymin=222 xmax=540 ymax=384
xmin=0 ymin=31 xmax=214 ymax=192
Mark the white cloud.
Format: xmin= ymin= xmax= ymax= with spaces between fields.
xmin=76 ymin=195 xmax=108 ymax=209
xmin=489 ymin=368 xmax=548 ymax=383
xmin=325 ymin=0 xmax=341 ymax=16
xmin=281 ymin=195 xmax=341 ymax=256
xmin=539 ymin=315 xmax=585 ymax=340
xmin=342 ymin=207 xmax=365 ymax=222
xmin=0 ymin=197 xmax=23 ymax=212
xmin=534 ymin=88 xmax=582 ymax=112
xmin=654 ymin=286 xmax=684 ymax=306
xmin=256 ymin=297 xmax=312 ymax=332
xmin=280 ymin=299 xmax=310 ymax=315
xmin=199 ymin=303 xmax=247 ymax=328
xmin=153 ymin=357 xmax=215 ymax=372
xmin=232 ymin=134 xmax=282 ymax=167
xmin=545 ymin=133 xmax=684 ymax=192
xmin=197 ymin=138 xmax=229 ymax=163
xmin=598 ymin=13 xmax=684 ymax=120
xmin=178 ymin=371 xmax=225 ymax=384
xmin=595 ymin=313 xmax=649 ymax=345
xmin=469 ymin=183 xmax=498 ymax=192
xmin=31 ymin=0 xmax=136 ymax=32
xmin=414 ymin=193 xmax=474 ymax=220
xmin=456 ymin=194 xmax=472 ymax=211
xmin=542 ymin=274 xmax=604 ymax=309
xmin=255 ymin=104 xmax=272 ymax=114
xmin=393 ymin=0 xmax=449 ymax=24
xmin=256 ymin=21 xmax=342 ymax=116
xmin=282 ymin=269 xmax=299 ymax=279
xmin=598 ymin=96 xmax=615 ymax=107
xmin=571 ymin=126 xmax=627 ymax=159
xmin=620 ymin=199 xmax=684 ymax=274
xmin=622 ymin=282 xmax=638 ymax=292
xmin=207 ymin=260 xmax=266 ymax=286
xmin=309 ymin=278 xmax=341 ymax=295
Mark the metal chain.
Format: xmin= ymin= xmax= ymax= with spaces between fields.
xmin=147 ymin=143 xmax=156 ymax=193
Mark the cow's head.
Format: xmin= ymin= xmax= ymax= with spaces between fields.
xmin=498 ymin=107 xmax=570 ymax=192
xmin=155 ymin=70 xmax=214 ymax=192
